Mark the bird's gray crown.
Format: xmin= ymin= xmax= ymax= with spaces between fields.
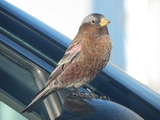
xmin=81 ymin=13 xmax=104 ymax=25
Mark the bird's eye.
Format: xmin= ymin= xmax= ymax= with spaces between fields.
xmin=91 ymin=19 xmax=96 ymax=24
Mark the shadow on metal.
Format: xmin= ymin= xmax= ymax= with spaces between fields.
xmin=60 ymin=93 xmax=143 ymax=120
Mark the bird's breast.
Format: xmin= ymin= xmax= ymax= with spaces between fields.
xmin=81 ymin=35 xmax=111 ymax=59
xmin=80 ymin=35 xmax=111 ymax=74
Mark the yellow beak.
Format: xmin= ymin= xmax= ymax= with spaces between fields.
xmin=99 ymin=18 xmax=110 ymax=27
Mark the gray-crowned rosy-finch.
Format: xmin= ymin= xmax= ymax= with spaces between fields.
xmin=22 ymin=13 xmax=112 ymax=113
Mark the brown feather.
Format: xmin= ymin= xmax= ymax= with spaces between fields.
xmin=22 ymin=13 xmax=112 ymax=113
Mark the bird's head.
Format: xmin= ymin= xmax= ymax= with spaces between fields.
xmin=79 ymin=13 xmax=110 ymax=36
xmin=81 ymin=13 xmax=110 ymax=27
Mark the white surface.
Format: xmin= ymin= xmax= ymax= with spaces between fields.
xmin=125 ymin=0 xmax=160 ymax=94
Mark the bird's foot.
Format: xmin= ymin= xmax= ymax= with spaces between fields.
xmin=71 ymin=91 xmax=110 ymax=100
xmin=69 ymin=87 xmax=110 ymax=100
xmin=72 ymin=91 xmax=94 ymax=100
xmin=90 ymin=91 xmax=110 ymax=100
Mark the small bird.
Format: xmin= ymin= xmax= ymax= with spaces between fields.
xmin=22 ymin=13 xmax=112 ymax=113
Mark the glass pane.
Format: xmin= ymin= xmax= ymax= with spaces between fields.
xmin=0 ymin=101 xmax=28 ymax=120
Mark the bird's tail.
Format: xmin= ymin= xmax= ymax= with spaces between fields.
xmin=21 ymin=86 xmax=50 ymax=113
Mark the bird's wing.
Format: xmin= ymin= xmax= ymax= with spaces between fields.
xmin=21 ymin=39 xmax=83 ymax=113
xmin=57 ymin=38 xmax=82 ymax=66
xmin=44 ymin=38 xmax=82 ymax=87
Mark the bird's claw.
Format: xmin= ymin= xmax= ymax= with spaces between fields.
xmin=90 ymin=91 xmax=110 ymax=100
xmin=72 ymin=91 xmax=93 ymax=100
xmin=71 ymin=91 xmax=110 ymax=100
